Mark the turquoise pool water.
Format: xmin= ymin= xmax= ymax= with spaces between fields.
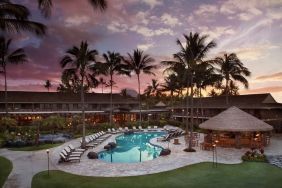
xmin=98 ymin=132 xmax=165 ymax=163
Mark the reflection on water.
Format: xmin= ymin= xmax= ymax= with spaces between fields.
xmin=98 ymin=132 xmax=165 ymax=163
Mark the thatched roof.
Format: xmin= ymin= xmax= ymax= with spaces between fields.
xmin=199 ymin=106 xmax=273 ymax=132
xmin=155 ymin=101 xmax=166 ymax=107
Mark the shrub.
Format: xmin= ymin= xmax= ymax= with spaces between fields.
xmin=241 ymin=148 xmax=267 ymax=162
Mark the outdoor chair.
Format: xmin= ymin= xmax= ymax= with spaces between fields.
xmin=133 ymin=126 xmax=138 ymax=131
xmin=60 ymin=152 xmax=80 ymax=162
xmin=138 ymin=126 xmax=144 ymax=131
xmin=68 ymin=144 xmax=86 ymax=153
xmin=64 ymin=147 xmax=83 ymax=156
xmin=62 ymin=150 xmax=81 ymax=158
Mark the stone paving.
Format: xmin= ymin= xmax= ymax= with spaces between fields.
xmin=52 ymin=132 xmax=248 ymax=177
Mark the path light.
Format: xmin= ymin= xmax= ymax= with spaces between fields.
xmin=212 ymin=141 xmax=218 ymax=168
xmin=46 ymin=149 xmax=50 ymax=176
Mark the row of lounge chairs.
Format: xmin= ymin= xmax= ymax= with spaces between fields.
xmin=108 ymin=126 xmax=160 ymax=134
xmin=81 ymin=131 xmax=111 ymax=148
xmin=59 ymin=144 xmax=86 ymax=162
xmin=60 ymin=131 xmax=110 ymax=163
xmin=157 ymin=130 xmax=184 ymax=142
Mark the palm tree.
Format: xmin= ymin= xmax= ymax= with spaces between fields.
xmin=0 ymin=1 xmax=46 ymax=36
xmin=37 ymin=0 xmax=107 ymax=17
xmin=161 ymin=74 xmax=179 ymax=106
xmin=60 ymin=41 xmax=100 ymax=148
xmin=120 ymin=88 xmax=128 ymax=97
xmin=98 ymin=77 xmax=106 ymax=93
xmin=144 ymin=79 xmax=161 ymax=97
xmin=212 ymin=53 xmax=251 ymax=105
xmin=0 ymin=36 xmax=27 ymax=114
xmin=123 ymin=49 xmax=156 ymax=126
xmin=162 ymin=32 xmax=216 ymax=152
xmin=102 ymin=51 xmax=128 ymax=127
xmin=44 ymin=80 xmax=52 ymax=92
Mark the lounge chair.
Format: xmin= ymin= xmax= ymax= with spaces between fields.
xmin=138 ymin=126 xmax=143 ymax=131
xmin=124 ymin=127 xmax=129 ymax=131
xmin=60 ymin=152 xmax=80 ymax=162
xmin=132 ymin=126 xmax=138 ymax=131
xmin=118 ymin=127 xmax=124 ymax=132
xmin=157 ymin=134 xmax=172 ymax=142
xmin=64 ymin=147 xmax=83 ymax=156
xmin=112 ymin=128 xmax=119 ymax=133
xmin=62 ymin=150 xmax=81 ymax=158
xmin=147 ymin=126 xmax=152 ymax=131
xmin=68 ymin=144 xmax=86 ymax=153
xmin=153 ymin=126 xmax=158 ymax=130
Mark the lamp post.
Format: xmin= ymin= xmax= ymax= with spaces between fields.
xmin=46 ymin=149 xmax=50 ymax=176
xmin=148 ymin=113 xmax=152 ymax=127
xmin=212 ymin=140 xmax=218 ymax=168
xmin=182 ymin=109 xmax=185 ymax=123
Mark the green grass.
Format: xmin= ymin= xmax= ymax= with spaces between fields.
xmin=0 ymin=156 xmax=13 ymax=187
xmin=8 ymin=143 xmax=62 ymax=151
xmin=32 ymin=162 xmax=282 ymax=188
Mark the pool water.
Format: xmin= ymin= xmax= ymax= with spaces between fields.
xmin=98 ymin=132 xmax=165 ymax=163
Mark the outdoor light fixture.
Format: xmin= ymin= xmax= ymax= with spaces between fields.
xmin=212 ymin=143 xmax=218 ymax=168
xmin=46 ymin=149 xmax=50 ymax=176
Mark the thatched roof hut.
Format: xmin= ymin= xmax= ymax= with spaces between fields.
xmin=199 ymin=106 xmax=273 ymax=132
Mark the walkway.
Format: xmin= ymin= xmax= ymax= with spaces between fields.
xmin=0 ymin=148 xmax=56 ymax=188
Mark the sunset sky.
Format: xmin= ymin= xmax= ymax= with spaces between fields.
xmin=1 ymin=0 xmax=282 ymax=102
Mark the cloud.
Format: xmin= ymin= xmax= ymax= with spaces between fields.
xmin=130 ymin=25 xmax=174 ymax=37
xmin=199 ymin=26 xmax=236 ymax=39
xmin=143 ymin=0 xmax=163 ymax=9
xmin=107 ymin=22 xmax=129 ymax=33
xmin=65 ymin=15 xmax=90 ymax=27
xmin=195 ymin=4 xmax=218 ymax=16
xmin=241 ymin=86 xmax=282 ymax=94
xmin=137 ymin=42 xmax=154 ymax=51
xmin=160 ymin=13 xmax=181 ymax=27
xmin=256 ymin=72 xmax=282 ymax=81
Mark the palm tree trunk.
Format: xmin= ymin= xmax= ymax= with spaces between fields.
xmin=137 ymin=74 xmax=142 ymax=126
xmin=200 ymin=87 xmax=204 ymax=123
xmin=188 ymin=74 xmax=194 ymax=150
xmin=101 ymin=84 xmax=104 ymax=94
xmin=110 ymin=74 xmax=113 ymax=127
xmin=81 ymin=75 xmax=86 ymax=148
xmin=4 ymin=65 xmax=8 ymax=115
xmin=225 ymin=79 xmax=229 ymax=106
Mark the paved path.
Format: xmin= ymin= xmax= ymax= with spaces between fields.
xmin=0 ymin=148 xmax=57 ymax=188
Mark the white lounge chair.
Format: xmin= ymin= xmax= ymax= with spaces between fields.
xmin=68 ymin=144 xmax=85 ymax=153
xmin=138 ymin=126 xmax=143 ymax=131
xmin=60 ymin=152 xmax=80 ymax=162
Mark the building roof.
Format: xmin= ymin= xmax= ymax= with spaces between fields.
xmin=0 ymin=91 xmax=138 ymax=104
xmin=154 ymin=101 xmax=167 ymax=107
xmin=199 ymin=106 xmax=273 ymax=132
xmin=174 ymin=93 xmax=282 ymax=109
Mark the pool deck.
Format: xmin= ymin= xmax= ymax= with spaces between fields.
xmin=50 ymin=130 xmax=281 ymax=177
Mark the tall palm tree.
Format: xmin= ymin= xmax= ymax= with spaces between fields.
xmin=37 ymin=0 xmax=107 ymax=17
xmin=123 ymin=49 xmax=156 ymax=126
xmin=44 ymin=79 xmax=52 ymax=92
xmin=162 ymin=32 xmax=216 ymax=151
xmin=212 ymin=53 xmax=251 ymax=105
xmin=0 ymin=1 xmax=46 ymax=35
xmin=144 ymin=79 xmax=161 ymax=97
xmin=60 ymin=41 xmax=100 ymax=148
xmin=0 ymin=36 xmax=27 ymax=114
xmin=102 ymin=51 xmax=128 ymax=127
xmin=98 ymin=77 xmax=106 ymax=93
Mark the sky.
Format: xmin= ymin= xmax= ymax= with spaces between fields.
xmin=1 ymin=0 xmax=282 ymax=102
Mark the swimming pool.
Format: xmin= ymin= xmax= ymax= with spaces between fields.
xmin=98 ymin=132 xmax=166 ymax=163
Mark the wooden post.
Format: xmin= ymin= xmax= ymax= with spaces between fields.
xmin=235 ymin=132 xmax=241 ymax=149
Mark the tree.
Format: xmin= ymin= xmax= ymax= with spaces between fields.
xmin=212 ymin=53 xmax=251 ymax=105
xmin=0 ymin=1 xmax=46 ymax=35
xmin=102 ymin=51 xmax=128 ymax=127
xmin=123 ymin=49 xmax=156 ymax=126
xmin=42 ymin=115 xmax=65 ymax=134
xmin=37 ymin=0 xmax=107 ymax=17
xmin=0 ymin=36 xmax=27 ymax=114
xmin=32 ymin=118 xmax=42 ymax=146
xmin=144 ymin=79 xmax=161 ymax=97
xmin=44 ymin=80 xmax=52 ymax=92
xmin=60 ymin=41 xmax=101 ymax=148
xmin=162 ymin=32 xmax=216 ymax=152
xmin=0 ymin=116 xmax=17 ymax=130
xmin=161 ymin=74 xmax=180 ymax=106
xmin=98 ymin=77 xmax=106 ymax=93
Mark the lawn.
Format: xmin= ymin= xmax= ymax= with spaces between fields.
xmin=32 ymin=162 xmax=282 ymax=188
xmin=8 ymin=143 xmax=62 ymax=151
xmin=0 ymin=156 xmax=13 ymax=187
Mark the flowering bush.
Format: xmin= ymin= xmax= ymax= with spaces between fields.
xmin=241 ymin=148 xmax=266 ymax=162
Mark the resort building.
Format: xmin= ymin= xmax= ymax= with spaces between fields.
xmin=171 ymin=93 xmax=282 ymax=133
